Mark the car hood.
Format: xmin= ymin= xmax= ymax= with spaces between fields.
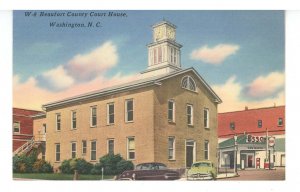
xmin=188 ymin=167 xmax=212 ymax=175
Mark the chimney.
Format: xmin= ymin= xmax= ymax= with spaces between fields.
xmin=245 ymin=106 xmax=248 ymax=110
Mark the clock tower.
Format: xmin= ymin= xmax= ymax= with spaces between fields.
xmin=141 ymin=20 xmax=183 ymax=77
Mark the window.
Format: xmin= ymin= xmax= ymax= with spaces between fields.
xmin=90 ymin=106 xmax=97 ymax=127
xmin=107 ymin=139 xmax=114 ymax=154
xmin=71 ymin=142 xmax=77 ymax=158
xmin=71 ymin=111 xmax=77 ymax=129
xmin=278 ymin=118 xmax=283 ymax=126
xmin=125 ymin=99 xmax=134 ymax=122
xmin=55 ymin=143 xmax=60 ymax=162
xmin=168 ymin=100 xmax=175 ymax=122
xmin=204 ymin=108 xmax=209 ymax=128
xmin=154 ymin=48 xmax=157 ymax=64
xmin=187 ymin=104 xmax=193 ymax=125
xmin=230 ymin=122 xmax=235 ymax=130
xmin=56 ymin=113 xmax=61 ymax=131
xmin=158 ymin=46 xmax=162 ymax=63
xmin=168 ymin=137 xmax=175 ymax=160
xmin=91 ymin=141 xmax=97 ymax=161
xmin=204 ymin=140 xmax=209 ymax=160
xmin=127 ymin=137 xmax=135 ymax=160
xmin=181 ymin=76 xmax=196 ymax=92
xmin=107 ymin=103 xmax=115 ymax=125
xmin=82 ymin=140 xmax=87 ymax=155
xmin=171 ymin=48 xmax=174 ymax=63
xmin=258 ymin=120 xmax=262 ymax=128
xmin=13 ymin=122 xmax=20 ymax=134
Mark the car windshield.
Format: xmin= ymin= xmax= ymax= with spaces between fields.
xmin=192 ymin=162 xmax=211 ymax=167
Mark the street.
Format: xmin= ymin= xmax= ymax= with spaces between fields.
xmin=219 ymin=167 xmax=285 ymax=180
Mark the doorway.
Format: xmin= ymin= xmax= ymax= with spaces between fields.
xmin=186 ymin=140 xmax=195 ymax=168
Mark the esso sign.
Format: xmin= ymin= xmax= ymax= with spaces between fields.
xmin=268 ymin=137 xmax=275 ymax=147
xmin=246 ymin=134 xmax=265 ymax=143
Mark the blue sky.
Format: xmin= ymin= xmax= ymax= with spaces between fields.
xmin=13 ymin=10 xmax=285 ymax=112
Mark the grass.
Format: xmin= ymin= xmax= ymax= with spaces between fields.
xmin=13 ymin=173 xmax=115 ymax=180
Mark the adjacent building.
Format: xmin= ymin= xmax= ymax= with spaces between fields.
xmin=42 ymin=20 xmax=222 ymax=170
xmin=13 ymin=108 xmax=42 ymax=154
xmin=218 ymin=105 xmax=285 ymax=170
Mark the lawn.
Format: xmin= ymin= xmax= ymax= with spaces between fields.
xmin=13 ymin=173 xmax=115 ymax=180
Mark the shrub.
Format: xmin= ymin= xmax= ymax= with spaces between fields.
xmin=59 ymin=158 xmax=93 ymax=174
xmin=59 ymin=159 xmax=72 ymax=174
xmin=92 ymin=154 xmax=134 ymax=175
xmin=33 ymin=159 xmax=53 ymax=173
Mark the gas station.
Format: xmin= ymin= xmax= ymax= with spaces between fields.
xmin=218 ymin=134 xmax=276 ymax=171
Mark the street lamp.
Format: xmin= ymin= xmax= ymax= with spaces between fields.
xmin=234 ymin=135 xmax=238 ymax=175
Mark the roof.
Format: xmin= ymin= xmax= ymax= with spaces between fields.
xmin=43 ymin=68 xmax=222 ymax=110
xmin=218 ymin=106 xmax=285 ymax=138
xmin=13 ymin=108 xmax=43 ymax=117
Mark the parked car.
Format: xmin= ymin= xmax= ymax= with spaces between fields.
xmin=187 ymin=161 xmax=217 ymax=180
xmin=116 ymin=162 xmax=180 ymax=180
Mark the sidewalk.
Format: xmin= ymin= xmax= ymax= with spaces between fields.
xmin=217 ymin=172 xmax=239 ymax=179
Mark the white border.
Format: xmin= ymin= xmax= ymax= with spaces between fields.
xmin=2 ymin=9 xmax=300 ymax=192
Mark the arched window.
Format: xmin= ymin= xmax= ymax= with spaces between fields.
xmin=181 ymin=76 xmax=196 ymax=92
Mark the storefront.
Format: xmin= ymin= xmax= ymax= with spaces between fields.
xmin=218 ymin=134 xmax=277 ymax=170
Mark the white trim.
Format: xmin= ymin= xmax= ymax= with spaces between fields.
xmin=90 ymin=140 xmax=97 ymax=161
xmin=71 ymin=141 xmax=77 ymax=159
xmin=55 ymin=143 xmax=60 ymax=162
xmin=13 ymin=121 xmax=21 ymax=134
xmin=55 ymin=113 xmax=61 ymax=131
xmin=168 ymin=99 xmax=175 ymax=122
xmin=204 ymin=140 xmax=210 ymax=160
xmin=90 ymin=106 xmax=97 ymax=127
xmin=71 ymin=110 xmax=77 ymax=130
xmin=107 ymin=103 xmax=115 ymax=125
xmin=185 ymin=139 xmax=196 ymax=167
xmin=168 ymin=136 xmax=176 ymax=160
xmin=181 ymin=75 xmax=197 ymax=92
xmin=107 ymin=138 xmax=115 ymax=154
xmin=125 ymin=99 xmax=134 ymax=123
xmin=204 ymin=108 xmax=209 ymax=129
xmin=127 ymin=136 xmax=135 ymax=160
xmin=187 ymin=104 xmax=194 ymax=126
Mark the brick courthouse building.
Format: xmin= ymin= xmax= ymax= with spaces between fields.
xmin=41 ymin=21 xmax=222 ymax=169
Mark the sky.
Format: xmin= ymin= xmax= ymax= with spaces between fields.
xmin=13 ymin=10 xmax=285 ymax=112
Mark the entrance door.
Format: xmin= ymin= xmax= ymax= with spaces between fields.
xmin=248 ymin=155 xmax=253 ymax=167
xmin=186 ymin=140 xmax=195 ymax=168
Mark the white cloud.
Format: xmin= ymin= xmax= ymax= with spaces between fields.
xmin=66 ymin=41 xmax=118 ymax=81
xmin=212 ymin=75 xmax=285 ymax=113
xmin=245 ymin=71 xmax=285 ymax=98
xmin=190 ymin=44 xmax=240 ymax=64
xmin=38 ymin=65 xmax=74 ymax=91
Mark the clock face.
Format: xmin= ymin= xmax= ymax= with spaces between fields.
xmin=154 ymin=26 xmax=164 ymax=40
xmin=167 ymin=27 xmax=175 ymax=40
